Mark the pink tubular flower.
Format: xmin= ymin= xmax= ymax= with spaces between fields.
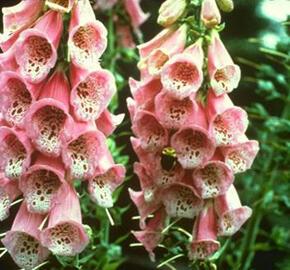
xmin=220 ymin=137 xmax=259 ymax=174
xmin=62 ymin=121 xmax=107 ymax=180
xmin=70 ymin=64 xmax=116 ymax=121
xmin=68 ymin=0 xmax=107 ymax=70
xmin=214 ymin=185 xmax=252 ymax=236
xmin=158 ymin=0 xmax=186 ymax=27
xmin=208 ymin=31 xmax=241 ymax=96
xmin=96 ymin=109 xmax=125 ymax=137
xmin=206 ymin=89 xmax=249 ymax=146
xmin=88 ymin=149 xmax=125 ymax=208
xmin=20 ymin=154 xmax=65 ymax=214
xmin=132 ymin=110 xmax=169 ymax=152
xmin=0 ymin=174 xmax=21 ymax=221
xmin=45 ymin=0 xmax=75 ymax=13
xmin=2 ymin=201 xmax=49 ymax=269
xmin=192 ymin=158 xmax=234 ymax=199
xmin=162 ymin=183 xmax=203 ymax=219
xmin=15 ymin=10 xmax=63 ymax=84
xmin=0 ymin=43 xmax=19 ymax=72
xmin=201 ymin=0 xmax=221 ymax=28
xmin=161 ymin=39 xmax=204 ymax=100
xmin=25 ymin=70 xmax=73 ymax=157
xmin=116 ymin=24 xmax=136 ymax=49
xmin=0 ymin=0 xmax=43 ymax=52
xmin=96 ymin=0 xmax=118 ymax=10
xmin=189 ymin=201 xmax=220 ymax=260
xmin=155 ymin=91 xmax=197 ymax=130
xmin=123 ymin=0 xmax=149 ymax=35
xmin=170 ymin=105 xmax=215 ymax=169
xmin=133 ymin=208 xmax=167 ymax=261
xmin=40 ymin=184 xmax=89 ymax=256
xmin=0 ymin=127 xmax=33 ymax=179
xmin=0 ymin=71 xmax=39 ymax=129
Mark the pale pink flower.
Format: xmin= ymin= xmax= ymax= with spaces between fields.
xmin=20 ymin=154 xmax=65 ymax=214
xmin=40 ymin=184 xmax=89 ymax=256
xmin=0 ymin=43 xmax=19 ymax=72
xmin=0 ymin=127 xmax=33 ymax=179
xmin=116 ymin=24 xmax=136 ymax=49
xmin=161 ymin=39 xmax=204 ymax=100
xmin=133 ymin=208 xmax=167 ymax=261
xmin=161 ymin=183 xmax=203 ymax=219
xmin=2 ymin=201 xmax=49 ymax=269
xmin=45 ymin=0 xmax=75 ymax=13
xmin=62 ymin=121 xmax=107 ymax=180
xmin=95 ymin=0 xmax=118 ymax=10
xmin=0 ymin=0 xmax=43 ymax=52
xmin=201 ymin=0 xmax=221 ymax=28
xmin=25 ymin=70 xmax=73 ymax=157
xmin=0 ymin=71 xmax=39 ymax=129
xmin=70 ymin=64 xmax=116 ymax=121
xmin=189 ymin=201 xmax=220 ymax=260
xmin=0 ymin=174 xmax=21 ymax=221
xmin=15 ymin=10 xmax=63 ymax=83
xmin=220 ymin=137 xmax=259 ymax=174
xmin=206 ymin=89 xmax=249 ymax=146
xmin=208 ymin=31 xmax=241 ymax=96
xmin=68 ymin=0 xmax=107 ymax=70
xmin=214 ymin=185 xmax=252 ymax=236
xmin=158 ymin=0 xmax=186 ymax=27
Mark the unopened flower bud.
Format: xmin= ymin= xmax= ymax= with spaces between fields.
xmin=216 ymin=0 xmax=234 ymax=13
xmin=158 ymin=0 xmax=187 ymax=27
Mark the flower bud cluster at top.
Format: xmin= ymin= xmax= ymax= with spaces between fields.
xmin=128 ymin=0 xmax=259 ymax=261
xmin=0 ymin=0 xmax=125 ymax=269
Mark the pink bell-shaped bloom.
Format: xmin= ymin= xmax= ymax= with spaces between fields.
xmin=170 ymin=105 xmax=215 ymax=169
xmin=0 ymin=127 xmax=33 ymax=179
xmin=96 ymin=109 xmax=125 ymax=136
xmin=201 ymin=0 xmax=221 ymax=28
xmin=0 ymin=0 xmax=43 ymax=52
xmin=144 ymin=24 xmax=187 ymax=79
xmin=192 ymin=156 xmax=234 ymax=199
xmin=0 ymin=174 xmax=21 ymax=221
xmin=208 ymin=31 xmax=241 ymax=96
xmin=129 ymin=77 xmax=162 ymax=108
xmin=15 ymin=10 xmax=63 ymax=83
xmin=2 ymin=201 xmax=50 ymax=269
xmin=70 ymin=64 xmax=116 ymax=121
xmin=214 ymin=185 xmax=252 ymax=236
xmin=0 ymin=43 xmax=19 ymax=72
xmin=161 ymin=182 xmax=203 ymax=219
xmin=127 ymin=97 xmax=137 ymax=121
xmin=220 ymin=137 xmax=259 ymax=173
xmin=40 ymin=184 xmax=89 ymax=256
xmin=123 ymin=0 xmax=149 ymax=34
xmin=116 ymin=24 xmax=136 ymax=49
xmin=132 ymin=110 xmax=169 ymax=152
xmin=68 ymin=0 xmax=107 ymax=70
xmin=206 ymin=89 xmax=249 ymax=146
xmin=62 ymin=121 xmax=107 ymax=180
xmin=189 ymin=201 xmax=220 ymax=260
xmin=133 ymin=207 xmax=167 ymax=262
xmin=88 ymin=149 xmax=125 ymax=208
xmin=96 ymin=0 xmax=118 ymax=10
xmin=0 ymin=71 xmax=39 ymax=129
xmin=25 ymin=70 xmax=73 ymax=157
xmin=158 ymin=0 xmax=187 ymax=27
xmin=20 ymin=153 xmax=65 ymax=214
xmin=45 ymin=0 xmax=75 ymax=13
xmin=129 ymin=188 xmax=162 ymax=229
xmin=161 ymin=39 xmax=204 ymax=100
xmin=155 ymin=91 xmax=197 ymax=130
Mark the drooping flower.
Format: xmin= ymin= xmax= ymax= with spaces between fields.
xmin=40 ymin=184 xmax=89 ymax=256
xmin=15 ymin=10 xmax=63 ymax=83
xmin=208 ymin=31 xmax=241 ymax=96
xmin=2 ymin=201 xmax=50 ymax=269
xmin=25 ymin=69 xmax=73 ymax=157
xmin=158 ymin=0 xmax=186 ymax=27
xmin=95 ymin=0 xmax=118 ymax=11
xmin=70 ymin=64 xmax=116 ymax=122
xmin=189 ymin=201 xmax=220 ymax=260
xmin=0 ymin=126 xmax=33 ymax=179
xmin=201 ymin=0 xmax=221 ymax=28
xmin=214 ymin=185 xmax=252 ymax=236
xmin=20 ymin=154 xmax=65 ymax=214
xmin=0 ymin=0 xmax=43 ymax=52
xmin=116 ymin=23 xmax=136 ymax=49
xmin=68 ymin=0 xmax=107 ymax=70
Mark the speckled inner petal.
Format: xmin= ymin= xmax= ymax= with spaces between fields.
xmin=190 ymin=240 xmax=219 ymax=260
xmin=0 ymin=187 xmax=11 ymax=221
